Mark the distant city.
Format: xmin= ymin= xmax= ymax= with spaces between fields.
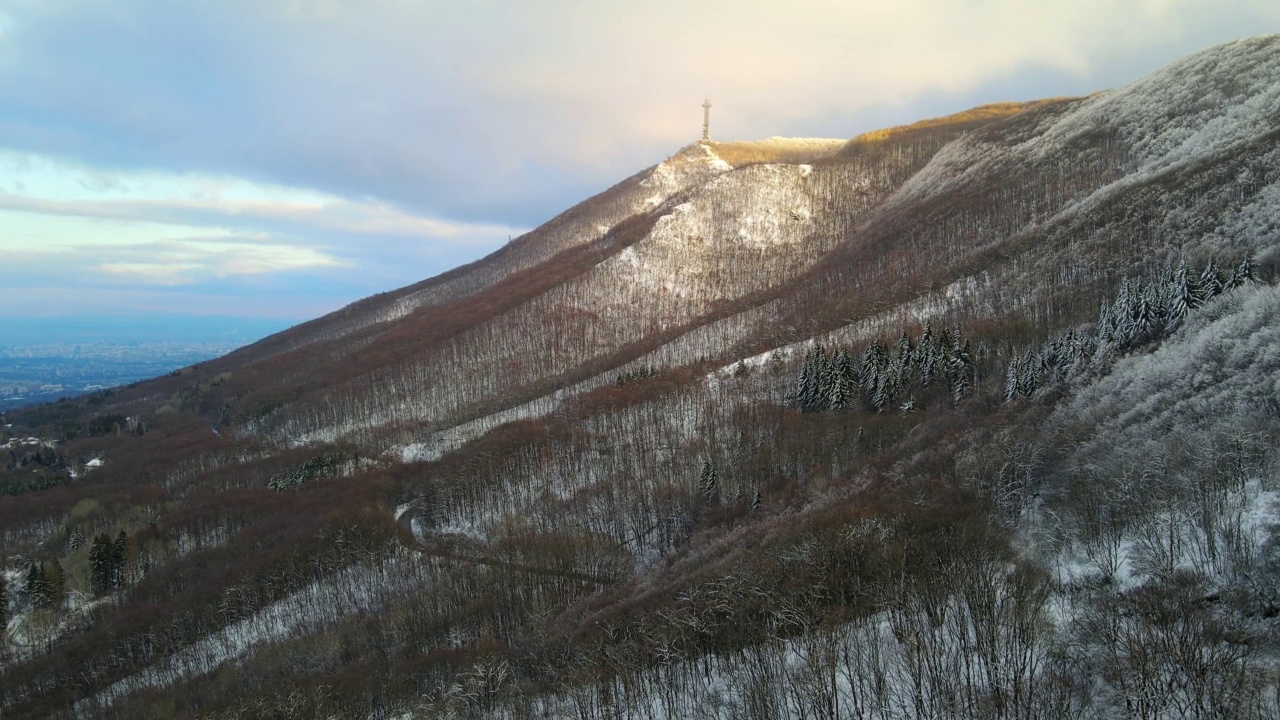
xmin=0 ymin=315 xmax=295 ymax=410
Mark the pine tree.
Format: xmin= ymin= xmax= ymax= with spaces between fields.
xmin=112 ymin=531 xmax=129 ymax=588
xmin=1097 ymin=299 xmax=1115 ymax=343
xmin=815 ymin=347 xmax=834 ymax=412
xmin=1238 ymin=255 xmax=1257 ymax=285
xmin=857 ymin=342 xmax=881 ymax=388
xmin=750 ymin=490 xmax=761 ymax=511
xmin=68 ymin=525 xmax=85 ymax=552
xmin=885 ymin=358 xmax=905 ymax=410
xmin=795 ymin=348 xmax=815 ymax=410
xmin=1225 ymin=255 xmax=1256 ymax=290
xmin=698 ymin=461 xmax=719 ymax=504
xmin=0 ymin=572 xmax=8 ymax=632
xmin=919 ymin=325 xmax=938 ymax=387
xmin=1185 ymin=261 xmax=1207 ymax=310
xmin=896 ymin=332 xmax=915 ymax=377
xmin=869 ymin=373 xmax=888 ymax=413
xmin=829 ymin=349 xmax=854 ymax=411
xmin=89 ymin=533 xmax=113 ymax=596
xmin=26 ymin=562 xmax=52 ymax=609
xmin=1200 ymin=259 xmax=1223 ymax=299
xmin=1132 ymin=282 xmax=1158 ymax=342
xmin=796 ymin=347 xmax=830 ymax=412
xmin=1166 ymin=262 xmax=1193 ymax=325
xmin=950 ymin=340 xmax=973 ymax=404
xmin=1004 ymin=358 xmax=1020 ymax=402
xmin=1112 ymin=279 xmax=1137 ymax=346
xmin=1017 ymin=350 xmax=1039 ymax=398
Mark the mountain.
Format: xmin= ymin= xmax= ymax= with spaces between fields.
xmin=3 ymin=35 xmax=1280 ymax=718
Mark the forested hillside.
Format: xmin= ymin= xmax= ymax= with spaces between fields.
xmin=2 ymin=35 xmax=1280 ymax=719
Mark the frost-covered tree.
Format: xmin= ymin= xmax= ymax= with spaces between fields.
xmin=25 ymin=563 xmax=52 ymax=609
xmin=1097 ymin=299 xmax=1116 ymax=343
xmin=1017 ymin=350 xmax=1039 ymax=398
xmin=0 ymin=572 xmax=8 ymax=632
xmin=1200 ymin=258 xmax=1223 ymax=299
xmin=1225 ymin=255 xmax=1256 ymax=290
xmin=67 ymin=525 xmax=85 ymax=552
xmin=698 ymin=461 xmax=719 ymax=504
xmin=111 ymin=531 xmax=128 ymax=588
xmin=816 ymin=347 xmax=835 ymax=411
xmin=1112 ymin=278 xmax=1134 ymax=342
xmin=89 ymin=534 xmax=114 ymax=596
xmin=796 ymin=347 xmax=831 ymax=412
xmin=795 ymin=349 xmax=814 ymax=409
xmin=859 ymin=341 xmax=887 ymax=389
xmin=829 ymin=349 xmax=854 ymax=411
xmin=919 ymin=325 xmax=939 ymax=387
xmin=896 ymin=332 xmax=916 ymax=377
xmin=1185 ymin=261 xmax=1207 ymax=310
xmin=1004 ymin=358 xmax=1020 ymax=402
xmin=1166 ymin=262 xmax=1194 ymax=326
xmin=869 ymin=372 xmax=889 ymax=413
xmin=949 ymin=339 xmax=973 ymax=404
xmin=1132 ymin=282 xmax=1160 ymax=342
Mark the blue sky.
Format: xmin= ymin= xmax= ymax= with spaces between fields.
xmin=1 ymin=1 xmax=1277 ymax=324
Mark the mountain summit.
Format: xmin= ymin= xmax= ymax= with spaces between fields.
xmin=3 ymin=34 xmax=1280 ymax=718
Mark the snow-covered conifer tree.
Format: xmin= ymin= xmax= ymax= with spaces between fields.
xmin=68 ymin=525 xmax=85 ymax=552
xmin=1132 ymin=282 xmax=1158 ymax=342
xmin=896 ymin=332 xmax=915 ymax=376
xmin=1166 ymin=262 xmax=1193 ymax=325
xmin=1017 ymin=349 xmax=1039 ymax=398
xmin=0 ymin=572 xmax=8 ymax=631
xmin=795 ymin=348 xmax=815 ymax=410
xmin=25 ymin=563 xmax=52 ymax=609
xmin=89 ymin=534 xmax=113 ymax=596
xmin=815 ymin=347 xmax=834 ymax=412
xmin=919 ymin=325 xmax=939 ymax=387
xmin=829 ymin=349 xmax=853 ymax=410
xmin=1185 ymin=261 xmax=1207 ymax=310
xmin=1200 ymin=258 xmax=1223 ymax=299
xmin=111 ymin=531 xmax=128 ymax=588
xmin=698 ymin=461 xmax=719 ymax=504
xmin=1225 ymin=255 xmax=1256 ymax=290
xmin=869 ymin=373 xmax=888 ymax=413
xmin=950 ymin=339 xmax=973 ymax=403
xmin=1005 ymin=358 xmax=1020 ymax=402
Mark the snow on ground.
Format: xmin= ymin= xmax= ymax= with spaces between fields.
xmin=81 ymin=553 xmax=432 ymax=712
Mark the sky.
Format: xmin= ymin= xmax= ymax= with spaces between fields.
xmin=1 ymin=0 xmax=1277 ymax=327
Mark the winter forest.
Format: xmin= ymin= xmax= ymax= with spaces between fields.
xmin=3 ymin=35 xmax=1280 ymax=718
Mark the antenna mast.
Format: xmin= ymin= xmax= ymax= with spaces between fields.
xmin=702 ymin=96 xmax=712 ymax=142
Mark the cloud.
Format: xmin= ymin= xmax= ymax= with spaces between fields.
xmin=96 ymin=237 xmax=345 ymax=285
xmin=0 ymin=149 xmax=522 ymax=242
xmin=2 ymin=1 xmax=1277 ymax=228
xmin=0 ymin=1 xmax=1276 ymax=319
xmin=0 ymin=147 xmax=521 ymax=315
